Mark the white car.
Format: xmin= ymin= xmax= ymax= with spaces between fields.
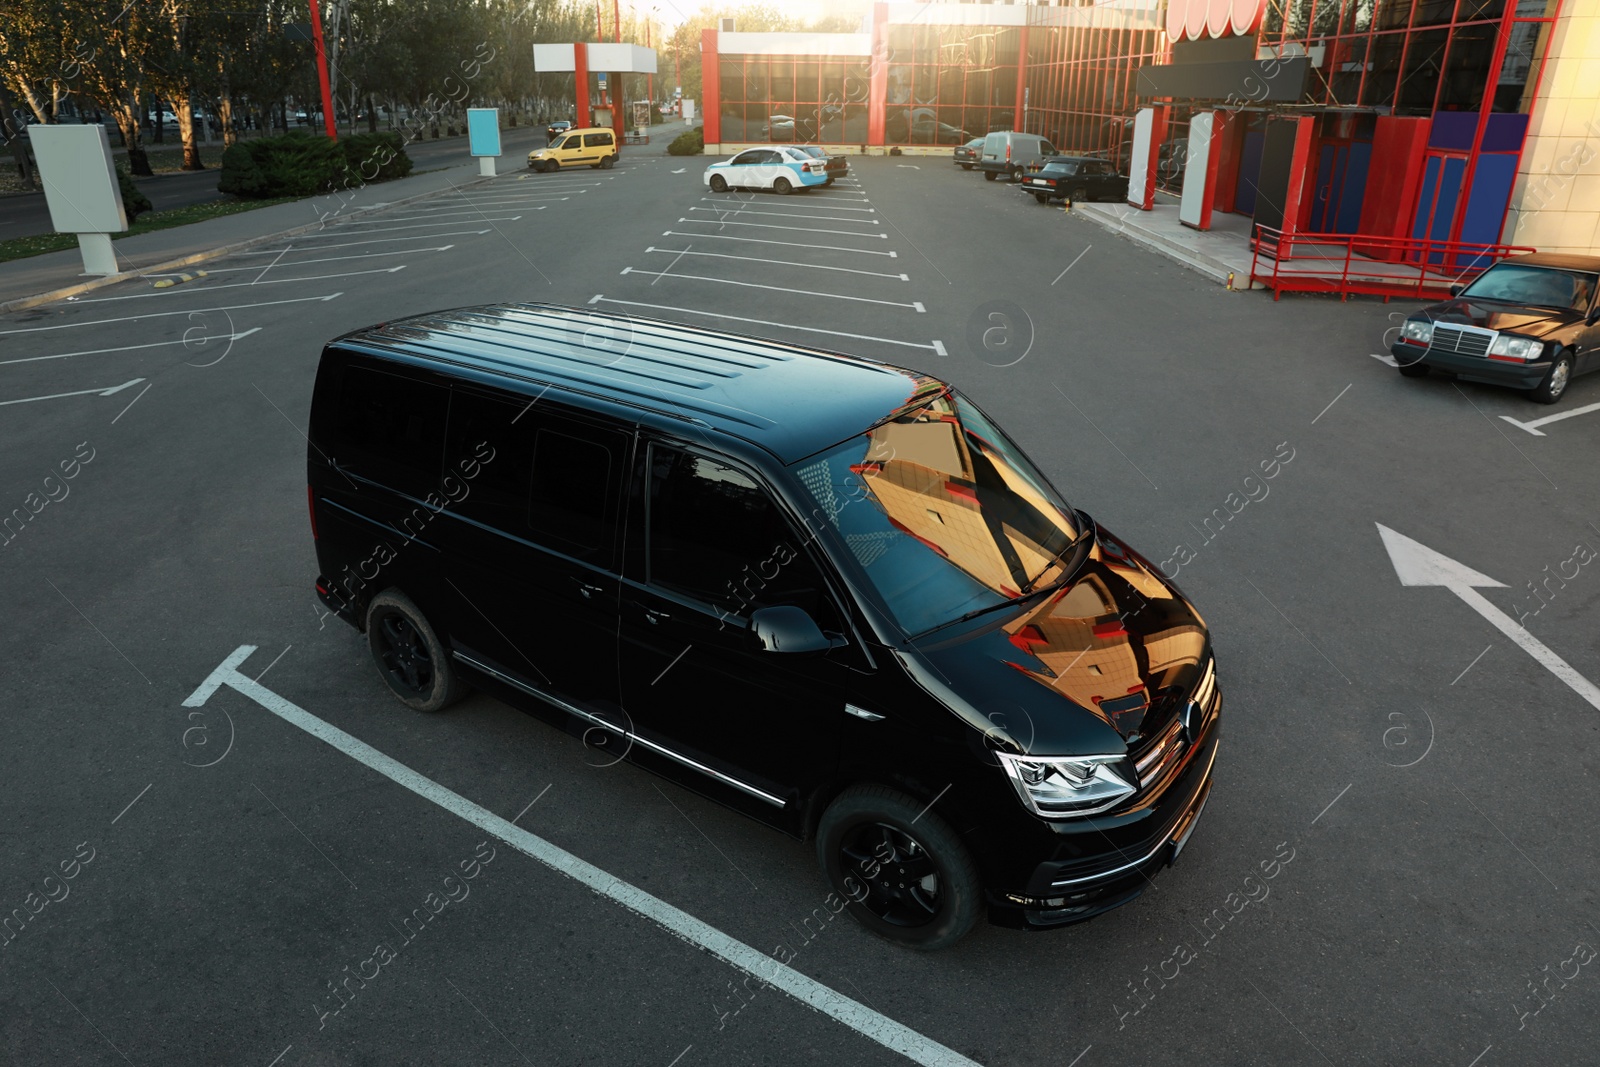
xmin=703 ymin=146 xmax=828 ymax=195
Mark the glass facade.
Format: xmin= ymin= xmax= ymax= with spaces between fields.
xmin=882 ymin=25 xmax=1023 ymax=146
xmin=716 ymin=55 xmax=872 ymax=144
xmin=1256 ymin=0 xmax=1560 ymax=114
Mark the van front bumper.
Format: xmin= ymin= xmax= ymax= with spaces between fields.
xmin=986 ymin=713 xmax=1220 ymax=931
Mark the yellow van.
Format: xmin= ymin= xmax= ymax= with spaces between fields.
xmin=527 ymin=127 xmax=618 ymax=172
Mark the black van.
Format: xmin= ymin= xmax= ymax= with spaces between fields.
xmin=307 ymin=304 xmax=1221 ymax=949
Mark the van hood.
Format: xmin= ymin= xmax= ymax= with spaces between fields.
xmin=908 ymin=524 xmax=1210 ymax=757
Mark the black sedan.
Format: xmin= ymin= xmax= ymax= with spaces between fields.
xmin=1390 ymin=253 xmax=1600 ymax=404
xmin=953 ymin=138 xmax=982 ymax=170
xmin=1020 ymin=156 xmax=1128 ymax=204
xmin=792 ymin=144 xmax=847 ymax=183
xmin=546 ymin=119 xmax=572 ymax=142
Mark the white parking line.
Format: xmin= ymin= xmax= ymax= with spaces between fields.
xmin=238 ymin=230 xmax=491 ymax=254
xmin=159 ymin=248 xmax=450 ymax=273
xmin=689 ymin=206 xmax=879 ymax=225
xmin=0 ymin=294 xmax=340 ymax=335
xmin=644 ymin=247 xmax=908 ymax=280
xmin=291 ymin=219 xmax=521 ymax=238
xmin=382 ymin=203 xmax=561 ymax=217
xmin=183 ymin=646 xmax=981 ymax=1067
xmin=595 ymin=296 xmax=945 ymax=354
xmin=676 ymin=218 xmax=887 ymax=239
xmin=619 ymin=269 xmax=924 ymax=311
xmin=76 ymin=267 xmax=404 ymax=302
xmin=337 ymin=213 xmax=524 ymax=227
xmin=661 ymin=230 xmax=897 ymax=257
xmin=0 ymin=329 xmax=261 ymax=368
xmin=698 ymin=198 xmax=876 ymax=213
xmin=1500 ymin=400 xmax=1600 ymax=436
xmin=401 ymin=197 xmax=570 ymax=207
xmin=0 ymin=377 xmax=145 ymax=407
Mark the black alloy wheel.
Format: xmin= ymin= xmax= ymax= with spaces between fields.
xmin=365 ymin=590 xmax=465 ymax=712
xmin=817 ymin=785 xmax=981 ymax=950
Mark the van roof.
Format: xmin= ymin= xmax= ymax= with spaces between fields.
xmin=336 ymin=303 xmax=946 ymax=463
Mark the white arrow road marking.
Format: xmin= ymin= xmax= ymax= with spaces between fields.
xmin=1378 ymin=523 xmax=1600 ymax=712
xmin=0 ymin=377 xmax=145 ymax=407
xmin=183 ymin=646 xmax=981 ymax=1067
xmin=0 ymin=329 xmax=261 ymax=368
xmin=1500 ymin=400 xmax=1600 ymax=437
xmin=896 ymin=164 xmax=921 ymax=169
xmin=671 ymin=168 xmax=686 ymax=173
xmin=1370 ymin=352 xmax=1400 ymax=367
xmin=0 ymin=294 xmax=341 ymax=335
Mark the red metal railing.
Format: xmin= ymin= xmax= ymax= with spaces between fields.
xmin=1249 ymin=225 xmax=1536 ymax=302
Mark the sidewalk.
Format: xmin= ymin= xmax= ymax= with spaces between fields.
xmin=1074 ymin=194 xmax=1261 ymax=289
xmin=0 ymin=117 xmax=702 ymax=313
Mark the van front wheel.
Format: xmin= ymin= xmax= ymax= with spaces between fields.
xmin=366 ymin=591 xmax=466 ymax=712
xmin=817 ymin=785 xmax=981 ymax=951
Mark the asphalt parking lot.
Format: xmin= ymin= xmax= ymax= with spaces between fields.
xmin=3 ymin=151 xmax=1598 ymax=1067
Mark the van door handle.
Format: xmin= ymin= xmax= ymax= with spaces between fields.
xmin=570 ymin=577 xmax=604 ymax=599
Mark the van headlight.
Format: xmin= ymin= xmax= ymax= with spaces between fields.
xmin=997 ymin=752 xmax=1135 ymax=818
xmin=1488 ymin=334 xmax=1544 ymax=360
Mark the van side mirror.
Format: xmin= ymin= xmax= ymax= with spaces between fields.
xmin=750 ymin=605 xmax=830 ymax=654
xmin=1448 ymin=284 xmax=1464 ymax=297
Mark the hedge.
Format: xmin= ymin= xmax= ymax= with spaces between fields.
xmin=116 ymin=162 xmax=152 ymax=221
xmin=667 ymin=128 xmax=704 ymax=156
xmin=219 ymin=131 xmax=413 ymax=199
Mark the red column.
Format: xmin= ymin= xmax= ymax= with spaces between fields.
xmin=1213 ymin=111 xmax=1242 ymax=215
xmin=1013 ymin=24 xmax=1029 ymax=133
xmin=574 ymin=43 xmax=590 ymax=129
xmin=867 ymin=3 xmax=888 ymax=147
xmin=701 ymin=30 xmax=720 ymax=145
xmin=1279 ymin=115 xmax=1318 ymax=252
xmin=307 ymin=0 xmax=337 ymax=141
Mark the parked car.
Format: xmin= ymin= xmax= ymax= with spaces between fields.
xmin=527 ymin=127 xmax=617 ymax=171
xmin=307 ymin=303 xmax=1222 ymax=949
xmin=1390 ymin=253 xmax=1600 ymax=404
xmin=546 ymin=119 xmax=572 ymax=142
xmin=704 ymin=146 xmax=827 ymax=195
xmin=792 ymin=144 xmax=847 ymax=184
xmin=980 ymin=131 xmax=1058 ymax=182
xmin=953 ymin=138 xmax=983 ymax=170
xmin=762 ymin=114 xmax=798 ymax=141
xmin=1021 ymin=156 xmax=1129 ymax=204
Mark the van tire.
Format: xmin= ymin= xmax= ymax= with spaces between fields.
xmin=366 ymin=590 xmax=466 ymax=713
xmin=710 ymin=174 xmax=728 ymax=192
xmin=601 ymin=155 xmax=615 ymax=169
xmin=773 ymin=176 xmax=793 ymax=195
xmin=817 ymin=785 xmax=981 ymax=951
xmin=984 ymin=170 xmax=997 ymax=181
xmin=1010 ymin=166 xmax=1023 ymax=182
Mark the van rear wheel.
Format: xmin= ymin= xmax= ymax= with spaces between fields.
xmin=817 ymin=785 xmax=981 ymax=951
xmin=366 ymin=591 xmax=466 ymax=712
xmin=600 ymin=155 xmax=615 ymax=169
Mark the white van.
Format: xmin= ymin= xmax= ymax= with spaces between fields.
xmin=980 ymin=131 xmax=1058 ymax=182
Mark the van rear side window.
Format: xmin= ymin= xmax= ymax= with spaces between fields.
xmin=444 ymin=389 xmax=624 ymax=564
xmin=327 ymin=364 xmax=447 ymax=495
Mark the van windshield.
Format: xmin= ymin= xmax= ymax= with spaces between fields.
xmin=792 ymin=391 xmax=1082 ymax=638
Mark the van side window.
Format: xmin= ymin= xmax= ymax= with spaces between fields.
xmin=444 ymin=389 xmax=626 ymax=566
xmin=327 ymin=362 xmax=447 ymax=495
xmin=584 ymin=132 xmax=611 ymax=148
xmin=647 ymin=446 xmax=839 ymax=629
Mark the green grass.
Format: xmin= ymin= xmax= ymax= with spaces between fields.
xmin=0 ymin=196 xmax=296 ymax=265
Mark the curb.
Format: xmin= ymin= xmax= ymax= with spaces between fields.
xmin=1072 ymin=204 xmax=1263 ymax=291
xmin=0 ymin=173 xmax=495 ymax=315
